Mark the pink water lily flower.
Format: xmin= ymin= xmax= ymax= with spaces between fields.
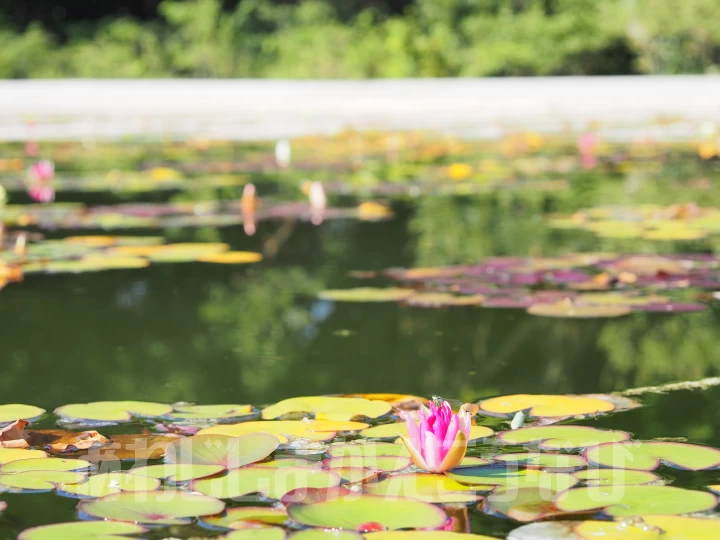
xmin=28 ymin=160 xmax=54 ymax=182
xmin=399 ymin=400 xmax=471 ymax=473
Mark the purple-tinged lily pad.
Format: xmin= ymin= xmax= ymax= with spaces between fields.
xmin=166 ymin=433 xmax=279 ymax=470
xmin=633 ymin=302 xmax=707 ymax=313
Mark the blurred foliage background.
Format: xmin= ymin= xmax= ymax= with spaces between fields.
xmin=1 ymin=0 xmax=720 ymax=78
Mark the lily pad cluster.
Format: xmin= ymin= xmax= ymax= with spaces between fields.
xmin=319 ymin=253 xmax=720 ymax=318
xmin=1 ymin=392 xmax=719 ymax=539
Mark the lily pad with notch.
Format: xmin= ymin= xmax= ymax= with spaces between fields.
xmin=496 ymin=425 xmax=631 ymax=450
xmin=261 ymin=396 xmax=392 ymax=421
xmin=584 ymin=441 xmax=720 ymax=471
xmin=364 ymin=473 xmax=482 ymax=504
xmin=58 ymin=471 xmax=161 ymax=498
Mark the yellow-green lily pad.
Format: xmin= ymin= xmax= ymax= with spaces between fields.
xmin=318 ymin=288 xmax=414 ymax=303
xmin=18 ymin=521 xmax=148 ymax=540
xmin=198 ymin=420 xmax=347 ymax=443
xmin=322 ymin=455 xmax=412 ymax=472
xmin=0 ymin=448 xmax=48 ymax=465
xmin=326 ymin=442 xmax=409 ymax=458
xmin=573 ymin=468 xmax=659 ymax=486
xmin=479 ymin=394 xmax=617 ymax=419
xmin=492 ymin=452 xmax=586 ymax=469
xmin=292 ymin=531 xmax=363 ymax=540
xmin=497 ymin=425 xmax=630 ymax=450
xmin=78 ymin=490 xmax=225 ymax=525
xmin=288 ymin=494 xmax=448 ymax=530
xmin=200 ymin=506 xmax=288 ymax=530
xmin=261 ymin=397 xmax=391 ymax=421
xmin=0 ymin=404 xmax=45 ymax=425
xmin=0 ymin=457 xmax=92 ymax=473
xmin=167 ymin=404 xmax=254 ymax=422
xmin=55 ymin=401 xmax=172 ymax=424
xmin=447 ymin=465 xmax=578 ymax=492
xmin=584 ymin=441 xmax=720 ymax=471
xmin=0 ymin=470 xmax=87 ymax=492
xmin=225 ymin=528 xmax=287 ymax=540
xmin=166 ymin=433 xmax=279 ymax=470
xmin=485 ymin=487 xmax=570 ymax=522
xmin=128 ymin=463 xmax=226 ymax=483
xmin=366 ymin=533 xmax=495 ymax=540
xmin=58 ymin=472 xmax=160 ymax=498
xmin=554 ymin=485 xmax=717 ymax=517
xmin=191 ymin=466 xmax=342 ymax=500
xmin=364 ymin=473 xmax=481 ymax=504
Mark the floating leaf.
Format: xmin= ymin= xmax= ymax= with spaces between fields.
xmin=288 ymin=494 xmax=448 ymax=530
xmin=58 ymin=472 xmax=160 ymax=498
xmin=339 ymin=394 xmax=427 ymax=409
xmin=0 ymin=457 xmax=91 ymax=473
xmin=197 ymin=252 xmax=263 ymax=264
xmin=191 ymin=466 xmax=341 ymax=500
xmin=53 ymin=432 xmax=181 ymax=462
xmin=292 ymin=530 xmax=363 ymax=540
xmin=485 ymin=487 xmax=570 ymax=522
xmin=0 ymin=470 xmax=86 ymax=491
xmin=322 ymin=456 xmax=412 ymax=472
xmin=18 ymin=521 xmax=148 ymax=540
xmin=479 ymin=394 xmax=616 ymax=418
xmin=198 ymin=421 xmax=347 ymax=443
xmin=364 ymin=473 xmax=481 ymax=503
xmin=200 ymin=506 xmax=288 ymax=530
xmin=454 ymin=457 xmax=493 ymax=468
xmin=327 ymin=442 xmax=409 ymax=458
xmin=576 ymin=293 xmax=669 ymax=306
xmin=225 ymin=528 xmax=287 ymax=540
xmin=0 ymin=447 xmax=47 ymax=464
xmin=256 ymin=458 xmax=319 ymax=468
xmin=584 ymin=441 xmax=720 ymax=471
xmin=554 ymin=485 xmax=717 ymax=517
xmin=447 ymin=466 xmax=578 ymax=492
xmin=634 ymin=302 xmax=707 ymax=313
xmin=262 ymin=396 xmax=391 ymax=421
xmin=573 ymin=468 xmax=659 ymax=486
xmin=166 ymin=433 xmax=279 ymax=470
xmin=403 ymin=293 xmax=484 ymax=308
xmin=318 ymin=288 xmax=414 ymax=303
xmin=167 ymin=404 xmax=254 ymax=421
xmin=78 ymin=490 xmax=225 ymax=525
xmin=128 ymin=463 xmax=225 ymax=483
xmin=365 ymin=533 xmax=495 ymax=540
xmin=333 ymin=467 xmax=380 ymax=483
xmin=146 ymin=243 xmax=229 ymax=264
xmin=527 ymin=303 xmax=631 ymax=318
xmin=496 ymin=425 xmax=630 ymax=450
xmin=492 ymin=452 xmax=586 ymax=469
xmin=0 ymin=404 xmax=45 ymax=425
xmin=55 ymin=401 xmax=172 ymax=424
xmin=360 ymin=422 xmax=492 ymax=441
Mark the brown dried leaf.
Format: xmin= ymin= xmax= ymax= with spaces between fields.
xmin=0 ymin=419 xmax=30 ymax=448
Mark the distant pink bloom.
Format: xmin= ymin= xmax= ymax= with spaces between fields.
xmin=309 ymin=181 xmax=326 ymax=225
xmin=577 ymin=133 xmax=598 ymax=169
xmin=25 ymin=141 xmax=39 ymax=157
xmin=28 ymin=160 xmax=54 ymax=182
xmin=28 ymin=185 xmax=54 ymax=203
xmin=399 ymin=400 xmax=471 ymax=473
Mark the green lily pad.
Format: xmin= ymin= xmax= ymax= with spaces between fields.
xmin=78 ymin=490 xmax=225 ymax=525
xmin=261 ymin=396 xmax=392 ymax=421
xmin=554 ymin=485 xmax=718 ymax=517
xmin=492 ymin=453 xmax=586 ymax=469
xmin=55 ymin=401 xmax=172 ymax=424
xmin=41 ymin=256 xmax=149 ymax=274
xmin=128 ymin=463 xmax=225 ymax=483
xmin=288 ymin=494 xmax=448 ymax=530
xmin=326 ymin=443 xmax=409 ymax=458
xmin=365 ymin=533 xmax=496 ymax=540
xmin=191 ymin=466 xmax=342 ymax=500
xmin=58 ymin=472 xmax=161 ymax=498
xmin=0 ymin=470 xmax=87 ymax=491
xmin=485 ymin=487 xmax=569 ymax=522
xmin=584 ymin=441 xmax=720 ymax=471
xmin=292 ymin=530 xmax=363 ymax=540
xmin=146 ymin=243 xmax=229 ymax=263
xmin=200 ymin=506 xmax=288 ymax=530
xmin=18 ymin=521 xmax=148 ymax=540
xmin=0 ymin=404 xmax=45 ymax=424
xmin=364 ymin=473 xmax=481 ymax=503
xmin=322 ymin=456 xmax=412 ymax=472
xmin=0 ymin=457 xmax=92 ymax=473
xmin=255 ymin=458 xmax=319 ymax=468
xmin=167 ymin=404 xmax=254 ymax=422
xmin=497 ymin=425 xmax=630 ymax=450
xmin=332 ymin=467 xmax=380 ymax=483
xmin=526 ymin=303 xmax=631 ymax=318
xmin=447 ymin=466 xmax=578 ymax=492
xmin=225 ymin=528 xmax=287 ymax=540
xmin=0 ymin=448 xmax=48 ymax=465
xmin=198 ymin=420 xmax=349 ymax=443
xmin=317 ymin=288 xmax=414 ymax=303
xmin=166 ymin=433 xmax=280 ymax=469
xmin=454 ymin=457 xmax=494 ymax=468
xmin=359 ymin=422 xmax=493 ymax=441
xmin=573 ymin=468 xmax=660 ymax=486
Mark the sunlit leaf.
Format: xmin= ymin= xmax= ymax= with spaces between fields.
xmin=0 ymin=470 xmax=87 ymax=491
xmin=327 ymin=442 xmax=410 ymax=458
xmin=492 ymin=452 xmax=586 ymax=469
xmin=58 ymin=472 xmax=160 ymax=498
xmin=262 ymin=397 xmax=391 ymax=421
xmin=197 ymin=252 xmax=263 ymax=264
xmin=0 ymin=404 xmax=45 ymax=425
xmin=496 ymin=425 xmax=630 ymax=450
xmin=78 ymin=490 xmax=225 ymax=525
xmin=128 ymin=463 xmax=225 ymax=483
xmin=322 ymin=456 xmax=412 ymax=472
xmin=573 ymin=468 xmax=659 ymax=486
xmin=485 ymin=487 xmax=571 ymax=522
xmin=198 ymin=421 xmax=344 ymax=444
xmin=18 ymin=521 xmax=148 ymax=540
xmin=447 ymin=465 xmax=578 ymax=492
xmin=166 ymin=433 xmax=279 ymax=469
xmin=55 ymin=401 xmax=172 ymax=424
xmin=584 ymin=441 xmax=720 ymax=471
xmin=317 ymin=288 xmax=414 ymax=303
xmin=365 ymin=473 xmax=481 ymax=503
xmin=479 ymin=394 xmax=617 ymax=418
xmin=200 ymin=506 xmax=288 ymax=530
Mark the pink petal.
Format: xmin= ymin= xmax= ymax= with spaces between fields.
xmin=423 ymin=430 xmax=442 ymax=472
xmin=401 ymin=411 xmax=421 ymax=451
xmin=441 ymin=414 xmax=459 ymax=456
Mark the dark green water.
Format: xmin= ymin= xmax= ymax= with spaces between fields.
xmin=3 ymin=166 xmax=720 ymax=536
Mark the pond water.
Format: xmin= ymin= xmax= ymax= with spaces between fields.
xmin=2 ymin=138 xmax=720 ymax=538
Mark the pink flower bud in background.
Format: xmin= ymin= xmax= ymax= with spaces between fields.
xmin=28 ymin=185 xmax=55 ymax=203
xmin=28 ymin=160 xmax=55 ymax=182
